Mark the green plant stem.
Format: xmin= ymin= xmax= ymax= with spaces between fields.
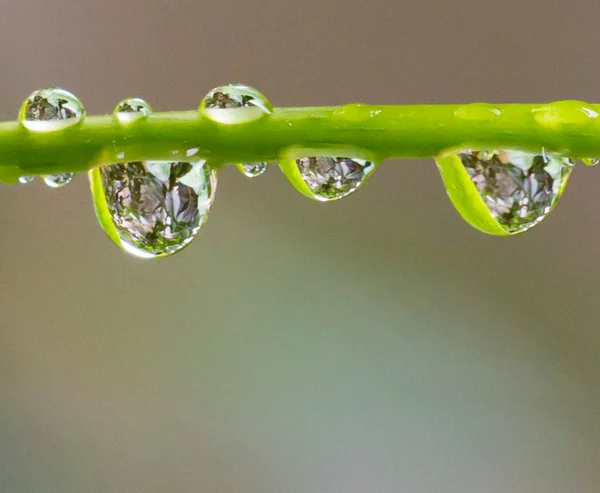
xmin=1 ymin=100 xmax=599 ymax=183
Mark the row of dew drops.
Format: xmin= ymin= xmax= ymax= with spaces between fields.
xmin=16 ymin=85 xmax=588 ymax=258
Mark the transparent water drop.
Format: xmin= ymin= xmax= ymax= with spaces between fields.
xmin=295 ymin=156 xmax=376 ymax=201
xmin=44 ymin=173 xmax=74 ymax=188
xmin=200 ymin=83 xmax=272 ymax=124
xmin=114 ymin=97 xmax=152 ymax=124
xmin=237 ymin=162 xmax=268 ymax=178
xmin=582 ymin=157 xmax=600 ymax=166
xmin=456 ymin=150 xmax=573 ymax=233
xmin=19 ymin=88 xmax=85 ymax=132
xmin=90 ymin=160 xmax=217 ymax=258
xmin=18 ymin=176 xmax=34 ymax=184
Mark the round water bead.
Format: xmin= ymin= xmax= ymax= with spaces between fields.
xmin=293 ymin=156 xmax=376 ymax=201
xmin=114 ymin=97 xmax=153 ymax=124
xmin=19 ymin=88 xmax=85 ymax=132
xmin=89 ymin=160 xmax=217 ymax=259
xmin=44 ymin=173 xmax=74 ymax=188
xmin=18 ymin=176 xmax=34 ymax=184
xmin=237 ymin=162 xmax=268 ymax=178
xmin=200 ymin=84 xmax=272 ymax=124
xmin=437 ymin=149 xmax=574 ymax=235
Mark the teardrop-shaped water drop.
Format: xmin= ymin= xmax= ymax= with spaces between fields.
xmin=200 ymin=84 xmax=272 ymax=124
xmin=19 ymin=88 xmax=85 ymax=132
xmin=44 ymin=173 xmax=74 ymax=188
xmin=89 ymin=160 xmax=217 ymax=258
xmin=292 ymin=156 xmax=376 ymax=201
xmin=438 ymin=150 xmax=574 ymax=234
xmin=114 ymin=97 xmax=152 ymax=124
xmin=237 ymin=162 xmax=268 ymax=178
xmin=18 ymin=176 xmax=34 ymax=184
xmin=583 ymin=157 xmax=600 ymax=166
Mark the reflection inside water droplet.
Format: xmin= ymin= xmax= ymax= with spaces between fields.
xmin=91 ymin=160 xmax=217 ymax=258
xmin=457 ymin=150 xmax=573 ymax=233
xmin=19 ymin=88 xmax=85 ymax=132
xmin=200 ymin=83 xmax=272 ymax=124
xmin=44 ymin=173 xmax=74 ymax=188
xmin=237 ymin=162 xmax=268 ymax=178
xmin=114 ymin=97 xmax=152 ymax=124
xmin=296 ymin=156 xmax=376 ymax=201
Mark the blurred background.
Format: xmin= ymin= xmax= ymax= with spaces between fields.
xmin=1 ymin=1 xmax=600 ymax=492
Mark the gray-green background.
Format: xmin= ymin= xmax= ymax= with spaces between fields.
xmin=1 ymin=1 xmax=599 ymax=492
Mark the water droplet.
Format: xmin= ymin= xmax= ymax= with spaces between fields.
xmin=114 ymin=97 xmax=152 ymax=124
xmin=200 ymin=84 xmax=272 ymax=124
xmin=293 ymin=156 xmax=376 ymax=201
xmin=452 ymin=150 xmax=573 ymax=233
xmin=18 ymin=176 xmax=34 ymax=184
xmin=19 ymin=88 xmax=85 ymax=132
xmin=237 ymin=162 xmax=268 ymax=178
xmin=44 ymin=173 xmax=74 ymax=188
xmin=582 ymin=158 xmax=600 ymax=166
xmin=89 ymin=160 xmax=217 ymax=258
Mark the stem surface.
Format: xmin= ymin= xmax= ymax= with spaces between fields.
xmin=2 ymin=100 xmax=599 ymax=183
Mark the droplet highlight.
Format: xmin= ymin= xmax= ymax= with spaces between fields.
xmin=18 ymin=176 xmax=34 ymax=184
xmin=89 ymin=160 xmax=217 ymax=258
xmin=237 ymin=162 xmax=268 ymax=178
xmin=114 ymin=97 xmax=152 ymax=124
xmin=436 ymin=150 xmax=573 ymax=235
xmin=200 ymin=84 xmax=272 ymax=124
xmin=44 ymin=173 xmax=74 ymax=188
xmin=19 ymin=88 xmax=85 ymax=132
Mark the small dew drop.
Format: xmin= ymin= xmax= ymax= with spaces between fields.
xmin=18 ymin=176 xmax=34 ymax=184
xmin=90 ymin=160 xmax=217 ymax=258
xmin=237 ymin=162 xmax=268 ymax=178
xmin=295 ymin=156 xmax=376 ymax=201
xmin=114 ymin=97 xmax=152 ymax=124
xmin=200 ymin=84 xmax=272 ymax=125
xmin=19 ymin=88 xmax=85 ymax=132
xmin=455 ymin=149 xmax=573 ymax=233
xmin=44 ymin=173 xmax=74 ymax=188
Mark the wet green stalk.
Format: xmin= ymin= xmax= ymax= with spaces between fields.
xmin=1 ymin=100 xmax=599 ymax=183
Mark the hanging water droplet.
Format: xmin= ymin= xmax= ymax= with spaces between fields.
xmin=582 ymin=157 xmax=600 ymax=166
xmin=43 ymin=173 xmax=74 ymax=188
xmin=237 ymin=162 xmax=268 ymax=178
xmin=438 ymin=149 xmax=573 ymax=234
xmin=89 ymin=160 xmax=217 ymax=258
xmin=200 ymin=84 xmax=272 ymax=124
xmin=18 ymin=176 xmax=34 ymax=184
xmin=19 ymin=88 xmax=85 ymax=132
xmin=114 ymin=97 xmax=152 ymax=124
xmin=292 ymin=156 xmax=376 ymax=201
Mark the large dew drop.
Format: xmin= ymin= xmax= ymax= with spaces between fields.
xmin=287 ymin=156 xmax=376 ymax=201
xmin=436 ymin=150 xmax=574 ymax=235
xmin=19 ymin=87 xmax=85 ymax=133
xmin=90 ymin=160 xmax=217 ymax=258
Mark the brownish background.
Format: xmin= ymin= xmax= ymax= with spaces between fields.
xmin=1 ymin=1 xmax=599 ymax=492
